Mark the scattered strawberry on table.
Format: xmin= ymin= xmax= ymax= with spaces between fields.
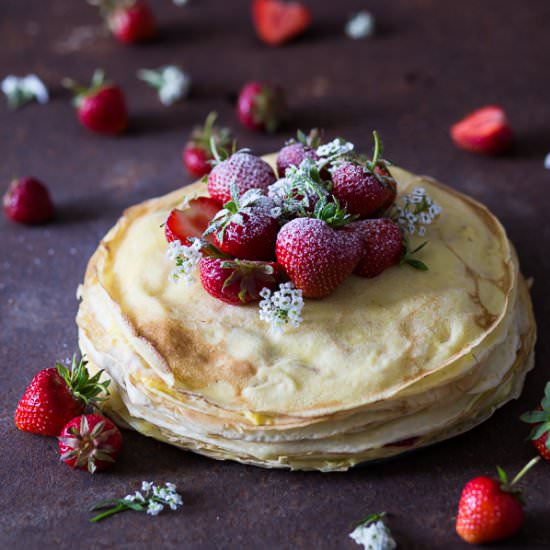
xmin=59 ymin=413 xmax=123 ymax=473
xmin=91 ymin=0 xmax=157 ymax=45
xmin=521 ymin=382 xmax=550 ymax=462
xmin=450 ymin=105 xmax=513 ymax=155
xmin=15 ymin=356 xmax=109 ymax=436
xmin=63 ymin=69 xmax=128 ymax=135
xmin=455 ymin=457 xmax=540 ymax=544
xmin=252 ymin=0 xmax=311 ymax=46
xmin=166 ymin=130 xmax=441 ymax=329
xmin=183 ymin=112 xmax=233 ymax=178
xmin=237 ymin=81 xmax=287 ymax=132
xmin=3 ymin=177 xmax=54 ymax=225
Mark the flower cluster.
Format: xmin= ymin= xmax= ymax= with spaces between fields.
xmin=259 ymin=282 xmax=304 ymax=333
xmin=167 ymin=239 xmax=202 ymax=283
xmin=316 ymin=138 xmax=355 ymax=168
xmin=137 ymin=65 xmax=191 ymax=106
xmin=349 ymin=515 xmax=396 ymax=550
xmin=90 ymin=481 xmax=183 ymax=523
xmin=390 ymin=187 xmax=442 ymax=237
xmin=1 ymin=74 xmax=49 ymax=110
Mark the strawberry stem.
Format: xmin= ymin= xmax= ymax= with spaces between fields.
xmin=510 ymin=456 xmax=541 ymax=487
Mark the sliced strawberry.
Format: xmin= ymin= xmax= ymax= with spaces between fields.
xmin=165 ymin=197 xmax=221 ymax=244
xmin=450 ymin=105 xmax=513 ymax=154
xmin=252 ymin=0 xmax=311 ymax=46
xmin=199 ymin=257 xmax=285 ymax=305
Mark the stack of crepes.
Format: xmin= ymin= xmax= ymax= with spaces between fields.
xmin=77 ymin=159 xmax=536 ymax=471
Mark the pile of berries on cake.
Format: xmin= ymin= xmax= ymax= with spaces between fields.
xmin=165 ymin=129 xmax=440 ymax=328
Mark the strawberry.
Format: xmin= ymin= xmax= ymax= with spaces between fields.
xmin=207 ymin=151 xmax=276 ymax=205
xmin=521 ymin=382 xmax=550 ymax=462
xmin=3 ymin=177 xmax=54 ymax=224
xmin=165 ymin=197 xmax=221 ymax=245
xmin=205 ymin=187 xmax=279 ymax=261
xmin=63 ymin=69 xmax=128 ymax=135
xmin=237 ymin=81 xmax=287 ymax=133
xmin=252 ymin=0 xmax=311 ymax=46
xmin=450 ymin=105 xmax=513 ymax=155
xmin=331 ymin=132 xmax=396 ymax=217
xmin=96 ymin=0 xmax=157 ymax=45
xmin=347 ymin=219 xmax=404 ymax=278
xmin=275 ymin=213 xmax=363 ymax=298
xmin=276 ymin=129 xmax=322 ymax=177
xmin=183 ymin=112 xmax=233 ymax=178
xmin=15 ymin=357 xmax=110 ymax=437
xmin=199 ymin=256 xmax=285 ymax=305
xmin=455 ymin=458 xmax=540 ymax=544
xmin=59 ymin=413 xmax=122 ymax=473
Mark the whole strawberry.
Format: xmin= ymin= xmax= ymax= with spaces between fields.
xmin=275 ymin=204 xmax=363 ymax=298
xmin=451 ymin=105 xmax=513 ymax=155
xmin=165 ymin=197 xmax=221 ymax=245
xmin=207 ymin=151 xmax=276 ymax=205
xmin=347 ymin=218 xmax=404 ymax=278
xmin=521 ymin=382 xmax=550 ymax=462
xmin=183 ymin=112 xmax=233 ymax=178
xmin=205 ymin=186 xmax=279 ymax=261
xmin=199 ymin=256 xmax=285 ymax=305
xmin=456 ymin=458 xmax=540 ymax=544
xmin=252 ymin=0 xmax=311 ymax=46
xmin=63 ymin=69 xmax=128 ymax=135
xmin=331 ymin=132 xmax=396 ymax=217
xmin=3 ymin=177 xmax=54 ymax=224
xmin=59 ymin=413 xmax=122 ymax=473
xmin=276 ymin=129 xmax=321 ymax=177
xmin=237 ymin=81 xmax=287 ymax=133
xmin=15 ymin=357 xmax=109 ymax=436
xmin=93 ymin=0 xmax=157 ymax=45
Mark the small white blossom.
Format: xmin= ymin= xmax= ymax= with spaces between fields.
xmin=147 ymin=501 xmax=164 ymax=516
xmin=349 ymin=520 xmax=396 ymax=550
xmin=391 ymin=187 xmax=442 ymax=236
xmin=141 ymin=481 xmax=154 ymax=493
xmin=544 ymin=153 xmax=550 ymax=170
xmin=259 ymin=282 xmax=304 ymax=334
xmin=345 ymin=11 xmax=376 ymax=40
xmin=138 ymin=66 xmax=191 ymax=106
xmin=1 ymin=74 xmax=49 ymax=109
xmin=173 ymin=0 xmax=189 ymax=4
xmin=316 ymin=138 xmax=355 ymax=162
xmin=167 ymin=239 xmax=202 ymax=283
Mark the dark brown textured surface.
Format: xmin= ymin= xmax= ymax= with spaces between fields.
xmin=1 ymin=1 xmax=549 ymax=548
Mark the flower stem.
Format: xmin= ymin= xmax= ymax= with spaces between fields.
xmin=90 ymin=503 xmax=128 ymax=523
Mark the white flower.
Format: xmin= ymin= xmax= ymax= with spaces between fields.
xmin=138 ymin=66 xmax=191 ymax=106
xmin=345 ymin=11 xmax=376 ymax=40
xmin=545 ymin=153 xmax=550 ymax=170
xmin=173 ymin=0 xmax=189 ymax=4
xmin=141 ymin=481 xmax=154 ymax=493
xmin=316 ymin=138 xmax=355 ymax=162
xmin=167 ymin=239 xmax=202 ymax=283
xmin=259 ymin=282 xmax=304 ymax=334
xmin=147 ymin=501 xmax=164 ymax=516
xmin=349 ymin=520 xmax=396 ymax=550
xmin=1 ymin=74 xmax=49 ymax=109
xmin=390 ymin=187 xmax=442 ymax=236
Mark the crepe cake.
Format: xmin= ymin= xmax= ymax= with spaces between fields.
xmin=77 ymin=145 xmax=536 ymax=471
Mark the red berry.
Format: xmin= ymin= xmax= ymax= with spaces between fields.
xmin=165 ymin=197 xmax=221 ymax=245
xmin=332 ymin=162 xmax=396 ymax=217
xmin=276 ymin=142 xmax=318 ymax=177
xmin=207 ymin=152 xmax=276 ymax=205
xmin=107 ymin=0 xmax=157 ymax=45
xmin=521 ymin=386 xmax=550 ymax=462
xmin=252 ymin=0 xmax=311 ymax=46
xmin=275 ymin=217 xmax=363 ymax=298
xmin=213 ymin=210 xmax=279 ymax=261
xmin=237 ymin=81 xmax=287 ymax=133
xmin=450 ymin=105 xmax=513 ymax=155
xmin=3 ymin=177 xmax=54 ymax=224
xmin=14 ymin=357 xmax=108 ymax=437
xmin=199 ymin=257 xmax=285 ymax=305
xmin=59 ymin=414 xmax=122 ymax=473
xmin=533 ymin=433 xmax=550 ymax=462
xmin=183 ymin=146 xmax=212 ymax=178
xmin=347 ymin=219 xmax=404 ymax=278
